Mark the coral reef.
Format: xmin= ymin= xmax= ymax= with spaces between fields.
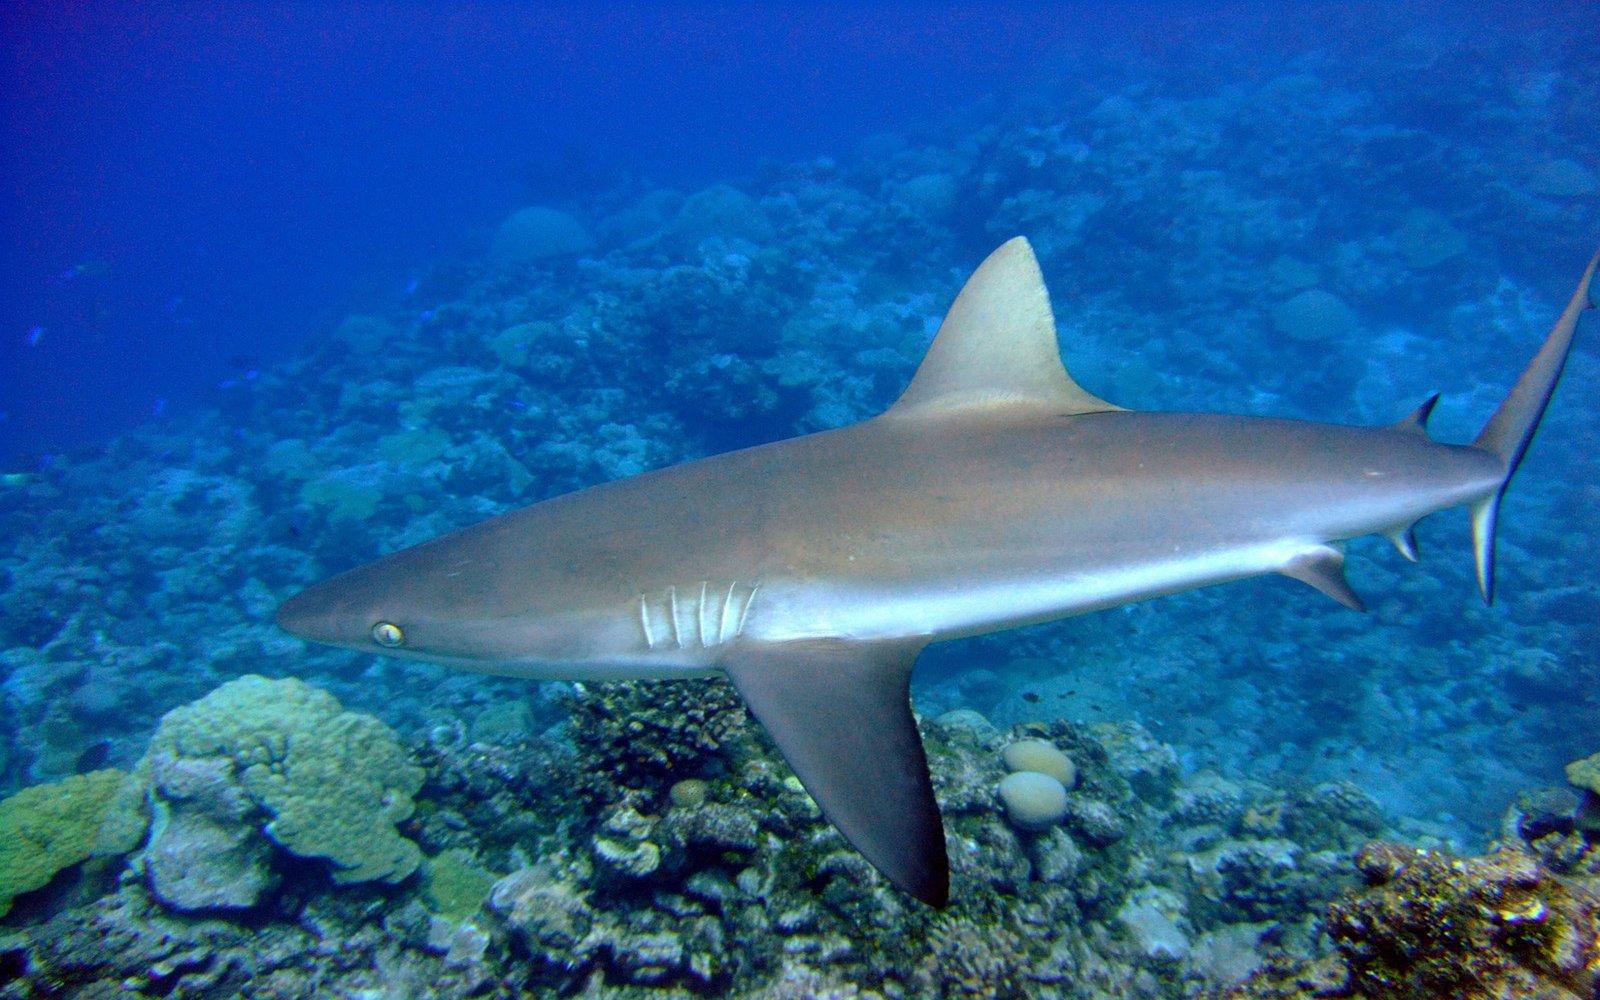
xmin=138 ymin=675 xmax=424 ymax=910
xmin=1222 ymin=836 xmax=1600 ymax=999
xmin=0 ymin=665 xmax=1591 ymax=1000
xmin=565 ymin=678 xmax=750 ymax=807
xmin=0 ymin=678 xmax=1402 ymax=997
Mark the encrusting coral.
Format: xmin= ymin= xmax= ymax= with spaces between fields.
xmin=1564 ymin=752 xmax=1600 ymax=835
xmin=0 ymin=769 xmax=145 ymax=917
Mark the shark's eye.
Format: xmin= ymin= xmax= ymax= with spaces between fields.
xmin=370 ymin=621 xmax=405 ymax=648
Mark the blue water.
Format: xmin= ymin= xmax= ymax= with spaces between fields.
xmin=1 ymin=2 xmax=1597 ymax=993
xmin=1 ymin=3 xmax=1091 ymax=463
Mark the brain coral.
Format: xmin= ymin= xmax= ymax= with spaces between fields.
xmin=142 ymin=674 xmax=424 ymax=885
xmin=998 ymin=771 xmax=1069 ymax=830
xmin=0 ymin=769 xmax=145 ymax=916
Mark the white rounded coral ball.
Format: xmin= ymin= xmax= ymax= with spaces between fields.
xmin=998 ymin=771 xmax=1068 ymax=830
xmin=1002 ymin=738 xmax=1077 ymax=788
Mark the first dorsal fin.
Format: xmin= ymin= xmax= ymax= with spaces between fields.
xmin=885 ymin=237 xmax=1122 ymax=420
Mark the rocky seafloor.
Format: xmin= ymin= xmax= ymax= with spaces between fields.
xmin=3 ymin=7 xmax=1599 ymax=998
xmin=2 ymin=675 xmax=1597 ymax=998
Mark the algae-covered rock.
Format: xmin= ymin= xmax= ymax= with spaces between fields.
xmin=487 ymin=321 xmax=557 ymax=367
xmin=893 ymin=172 xmax=960 ymax=219
xmin=1342 ymin=843 xmax=1595 ymax=996
xmin=489 ymin=206 xmax=595 ymax=263
xmin=331 ymin=313 xmax=398 ymax=352
xmin=668 ymin=183 xmax=773 ymax=247
xmin=1271 ymin=288 xmax=1357 ymax=344
xmin=142 ymin=759 xmax=277 ymax=911
xmin=1527 ymin=157 xmax=1598 ymax=198
xmin=567 ymin=678 xmax=748 ymax=805
xmin=1116 ymin=885 xmax=1191 ymax=962
xmin=421 ymin=849 xmax=499 ymax=925
xmin=488 ymin=866 xmax=596 ymax=965
xmin=0 ymin=769 xmax=146 ymax=917
xmin=376 ymin=427 xmax=452 ymax=466
xmin=139 ymin=675 xmax=424 ymax=909
xmin=1229 ymin=841 xmax=1600 ymax=999
xmin=1394 ymin=208 xmax=1466 ymax=269
xmin=1564 ymin=753 xmax=1600 ymax=793
xmin=299 ymin=464 xmax=388 ymax=522
xmin=1565 ymin=752 xmax=1600 ymax=834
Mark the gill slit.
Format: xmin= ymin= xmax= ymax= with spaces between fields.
xmin=717 ymin=582 xmax=738 ymax=645
xmin=637 ymin=594 xmax=657 ymax=650
xmin=697 ymin=581 xmax=710 ymax=648
xmin=736 ymin=582 xmax=760 ymax=639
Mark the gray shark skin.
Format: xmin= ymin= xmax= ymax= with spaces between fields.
xmin=278 ymin=239 xmax=1598 ymax=907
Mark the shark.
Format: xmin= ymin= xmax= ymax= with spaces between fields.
xmin=278 ymin=238 xmax=1598 ymax=907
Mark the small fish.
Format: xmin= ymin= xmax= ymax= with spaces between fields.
xmin=75 ymin=740 xmax=113 ymax=773
xmin=404 ymin=277 xmax=420 ymax=296
xmin=153 ymin=398 xmax=167 ymax=417
xmin=54 ymin=260 xmax=108 ymax=285
xmin=25 ymin=325 xmax=43 ymax=347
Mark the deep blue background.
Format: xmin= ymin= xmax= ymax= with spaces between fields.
xmin=1 ymin=2 xmax=1119 ymax=464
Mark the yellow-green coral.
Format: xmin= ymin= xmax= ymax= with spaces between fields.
xmin=421 ymin=849 xmax=498 ymax=924
xmin=299 ymin=468 xmax=385 ymax=522
xmin=1567 ymin=752 xmax=1600 ymax=835
xmin=1565 ymin=753 xmax=1600 ymax=794
xmin=376 ymin=427 xmax=452 ymax=466
xmin=0 ymin=769 xmax=145 ymax=917
xmin=488 ymin=321 xmax=556 ymax=367
xmin=142 ymin=675 xmax=424 ymax=885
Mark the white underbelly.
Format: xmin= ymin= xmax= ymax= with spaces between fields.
xmin=745 ymin=537 xmax=1331 ymax=643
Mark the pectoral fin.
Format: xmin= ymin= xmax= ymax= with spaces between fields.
xmin=722 ymin=638 xmax=948 ymax=907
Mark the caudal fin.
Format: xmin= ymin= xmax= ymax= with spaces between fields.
xmin=1469 ymin=250 xmax=1600 ymax=602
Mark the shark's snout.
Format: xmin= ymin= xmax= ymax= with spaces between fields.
xmin=275 ymin=587 xmax=321 ymax=640
xmin=275 ymin=583 xmax=360 ymax=647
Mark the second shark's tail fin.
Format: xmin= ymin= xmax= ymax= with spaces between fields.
xmin=1469 ymin=249 xmax=1600 ymax=603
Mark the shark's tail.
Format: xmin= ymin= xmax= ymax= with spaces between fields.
xmin=1468 ymin=249 xmax=1600 ymax=603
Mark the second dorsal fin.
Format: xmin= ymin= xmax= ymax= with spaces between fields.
xmin=1390 ymin=393 xmax=1440 ymax=437
xmin=885 ymin=238 xmax=1122 ymax=420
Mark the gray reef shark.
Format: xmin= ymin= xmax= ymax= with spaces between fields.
xmin=279 ymin=238 xmax=1597 ymax=907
